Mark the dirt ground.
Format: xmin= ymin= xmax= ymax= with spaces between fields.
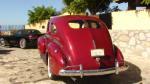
xmin=0 ymin=46 xmax=150 ymax=84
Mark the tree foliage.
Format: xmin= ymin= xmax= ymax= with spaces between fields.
xmin=141 ymin=0 xmax=150 ymax=5
xmin=28 ymin=6 xmax=56 ymax=24
xmin=118 ymin=0 xmax=150 ymax=9
xmin=63 ymin=0 xmax=112 ymax=14
xmin=63 ymin=0 xmax=88 ymax=14
xmin=86 ymin=0 xmax=111 ymax=14
xmin=63 ymin=0 xmax=150 ymax=14
xmin=63 ymin=0 xmax=72 ymax=6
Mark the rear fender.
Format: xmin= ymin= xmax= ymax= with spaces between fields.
xmin=47 ymin=42 xmax=66 ymax=75
xmin=113 ymin=45 xmax=124 ymax=66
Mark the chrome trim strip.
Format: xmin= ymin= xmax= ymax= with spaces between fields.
xmin=92 ymin=40 xmax=96 ymax=49
xmin=59 ymin=65 xmax=128 ymax=77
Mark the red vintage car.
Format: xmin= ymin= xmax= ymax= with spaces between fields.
xmin=38 ymin=15 xmax=128 ymax=79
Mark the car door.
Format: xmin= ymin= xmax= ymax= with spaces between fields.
xmin=9 ymin=30 xmax=23 ymax=44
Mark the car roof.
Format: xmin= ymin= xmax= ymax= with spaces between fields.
xmin=51 ymin=15 xmax=99 ymax=22
xmin=24 ymin=29 xmax=39 ymax=31
xmin=50 ymin=15 xmax=100 ymax=30
xmin=17 ymin=29 xmax=38 ymax=31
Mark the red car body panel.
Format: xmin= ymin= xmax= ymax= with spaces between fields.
xmin=38 ymin=15 xmax=128 ymax=76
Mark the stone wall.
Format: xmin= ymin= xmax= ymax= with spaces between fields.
xmin=109 ymin=30 xmax=150 ymax=58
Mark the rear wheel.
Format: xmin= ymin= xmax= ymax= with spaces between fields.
xmin=48 ymin=57 xmax=52 ymax=78
xmin=19 ymin=38 xmax=27 ymax=49
xmin=0 ymin=38 xmax=6 ymax=47
xmin=47 ymin=56 xmax=58 ymax=80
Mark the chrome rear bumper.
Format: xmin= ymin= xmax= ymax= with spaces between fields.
xmin=59 ymin=65 xmax=128 ymax=77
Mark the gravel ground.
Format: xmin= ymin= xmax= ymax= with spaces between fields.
xmin=0 ymin=46 xmax=150 ymax=84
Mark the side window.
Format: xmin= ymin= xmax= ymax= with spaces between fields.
xmin=16 ymin=31 xmax=22 ymax=35
xmin=51 ymin=23 xmax=57 ymax=34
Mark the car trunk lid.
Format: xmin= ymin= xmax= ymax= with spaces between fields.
xmin=66 ymin=28 xmax=114 ymax=70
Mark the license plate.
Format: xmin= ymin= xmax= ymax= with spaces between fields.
xmin=91 ymin=49 xmax=104 ymax=57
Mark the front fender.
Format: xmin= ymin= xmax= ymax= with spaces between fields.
xmin=47 ymin=42 xmax=66 ymax=75
xmin=38 ymin=36 xmax=46 ymax=55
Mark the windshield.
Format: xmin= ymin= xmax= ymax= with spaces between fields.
xmin=27 ymin=30 xmax=41 ymax=34
xmin=68 ymin=20 xmax=100 ymax=29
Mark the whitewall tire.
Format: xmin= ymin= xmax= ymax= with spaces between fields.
xmin=48 ymin=57 xmax=52 ymax=78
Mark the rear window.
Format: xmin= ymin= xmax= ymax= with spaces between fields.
xmin=68 ymin=20 xmax=100 ymax=29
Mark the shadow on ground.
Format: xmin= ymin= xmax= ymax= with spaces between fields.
xmin=34 ymin=61 xmax=142 ymax=84
xmin=62 ymin=61 xmax=142 ymax=84
xmin=0 ymin=50 xmax=14 ymax=55
xmin=7 ymin=45 xmax=38 ymax=49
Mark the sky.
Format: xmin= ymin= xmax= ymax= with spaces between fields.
xmin=0 ymin=0 xmax=65 ymax=25
xmin=109 ymin=2 xmax=128 ymax=11
xmin=0 ymin=0 xmax=128 ymax=25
